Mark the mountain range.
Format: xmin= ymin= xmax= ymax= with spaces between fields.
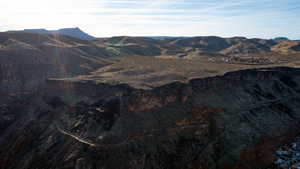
xmin=1 ymin=31 xmax=300 ymax=91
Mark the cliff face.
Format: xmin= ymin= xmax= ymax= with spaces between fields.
xmin=1 ymin=67 xmax=300 ymax=169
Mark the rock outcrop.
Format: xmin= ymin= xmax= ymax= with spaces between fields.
xmin=1 ymin=67 xmax=300 ymax=169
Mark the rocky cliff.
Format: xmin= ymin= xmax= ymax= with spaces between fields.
xmin=1 ymin=67 xmax=300 ymax=169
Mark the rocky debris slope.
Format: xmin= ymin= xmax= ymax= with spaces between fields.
xmin=274 ymin=137 xmax=300 ymax=169
xmin=1 ymin=67 xmax=300 ymax=169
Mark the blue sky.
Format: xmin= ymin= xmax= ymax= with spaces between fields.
xmin=0 ymin=0 xmax=299 ymax=39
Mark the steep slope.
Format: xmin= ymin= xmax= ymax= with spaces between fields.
xmin=1 ymin=67 xmax=300 ymax=169
xmin=0 ymin=32 xmax=115 ymax=93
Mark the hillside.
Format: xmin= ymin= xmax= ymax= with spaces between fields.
xmin=86 ymin=36 xmax=300 ymax=89
xmin=1 ymin=67 xmax=300 ymax=169
xmin=94 ymin=36 xmax=300 ymax=63
xmin=2 ymin=33 xmax=300 ymax=91
xmin=0 ymin=32 xmax=116 ymax=93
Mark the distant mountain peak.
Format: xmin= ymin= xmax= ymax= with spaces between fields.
xmin=53 ymin=28 xmax=94 ymax=40
xmin=274 ymin=37 xmax=289 ymax=41
xmin=7 ymin=27 xmax=94 ymax=40
xmin=57 ymin=27 xmax=80 ymax=31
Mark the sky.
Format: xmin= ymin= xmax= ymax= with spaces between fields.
xmin=0 ymin=0 xmax=299 ymax=39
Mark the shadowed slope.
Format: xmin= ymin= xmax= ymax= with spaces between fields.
xmin=0 ymin=32 xmax=116 ymax=93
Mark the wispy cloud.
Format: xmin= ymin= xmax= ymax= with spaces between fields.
xmin=0 ymin=0 xmax=299 ymax=39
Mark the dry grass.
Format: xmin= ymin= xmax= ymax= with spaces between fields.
xmin=69 ymin=54 xmax=300 ymax=89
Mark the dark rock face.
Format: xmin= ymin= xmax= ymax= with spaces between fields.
xmin=0 ymin=104 xmax=15 ymax=134
xmin=1 ymin=67 xmax=300 ymax=169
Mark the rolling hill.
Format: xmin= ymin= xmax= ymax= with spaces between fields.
xmin=0 ymin=32 xmax=115 ymax=93
xmin=2 ymin=32 xmax=300 ymax=91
